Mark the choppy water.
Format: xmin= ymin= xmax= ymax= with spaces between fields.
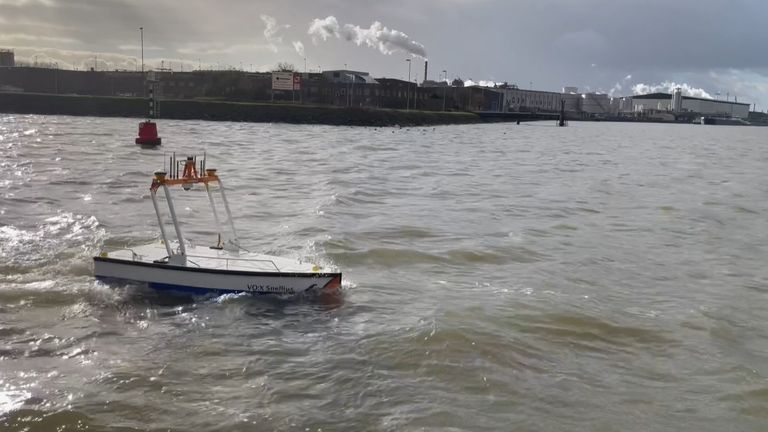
xmin=1 ymin=114 xmax=768 ymax=431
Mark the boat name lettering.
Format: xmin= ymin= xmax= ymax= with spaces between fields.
xmin=246 ymin=283 xmax=295 ymax=294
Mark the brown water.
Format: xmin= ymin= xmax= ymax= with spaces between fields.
xmin=1 ymin=115 xmax=768 ymax=431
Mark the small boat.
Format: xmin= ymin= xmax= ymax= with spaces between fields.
xmin=94 ymin=153 xmax=341 ymax=296
xmin=699 ymin=116 xmax=751 ymax=126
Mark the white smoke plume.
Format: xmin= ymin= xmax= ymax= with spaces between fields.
xmin=292 ymin=41 xmax=305 ymax=57
xmin=608 ymin=74 xmax=633 ymax=97
xmin=308 ymin=15 xmax=427 ymax=59
xmin=260 ymin=14 xmax=289 ymax=52
xmin=632 ymin=81 xmax=713 ymax=99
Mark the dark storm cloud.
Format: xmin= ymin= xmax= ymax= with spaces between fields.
xmin=538 ymin=0 xmax=768 ymax=70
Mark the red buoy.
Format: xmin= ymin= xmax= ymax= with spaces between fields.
xmin=135 ymin=120 xmax=162 ymax=146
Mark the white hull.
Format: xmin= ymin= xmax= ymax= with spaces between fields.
xmin=93 ymin=243 xmax=341 ymax=296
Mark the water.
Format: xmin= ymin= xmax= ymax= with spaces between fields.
xmin=1 ymin=115 xmax=768 ymax=431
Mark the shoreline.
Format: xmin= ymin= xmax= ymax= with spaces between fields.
xmin=0 ymin=92 xmax=564 ymax=127
xmin=0 ymin=92 xmax=493 ymax=127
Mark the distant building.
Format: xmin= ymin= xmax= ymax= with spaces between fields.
xmin=498 ymin=87 xmax=562 ymax=112
xmin=581 ymin=93 xmax=612 ymax=115
xmin=422 ymin=81 xmax=622 ymax=115
xmin=422 ymin=79 xmax=447 ymax=87
xmin=376 ymin=78 xmax=417 ymax=109
xmin=0 ymin=49 xmax=15 ymax=67
xmin=561 ymin=93 xmax=581 ymax=112
xmin=322 ymin=70 xmax=377 ymax=84
xmin=631 ymin=92 xmax=749 ymax=119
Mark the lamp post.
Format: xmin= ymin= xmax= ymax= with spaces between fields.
xmin=139 ymin=27 xmax=144 ymax=73
xmin=414 ymin=74 xmax=419 ymax=110
xmin=406 ymin=58 xmax=411 ymax=111
xmin=442 ymin=69 xmax=447 ymax=111
xmin=344 ymin=63 xmax=349 ymax=106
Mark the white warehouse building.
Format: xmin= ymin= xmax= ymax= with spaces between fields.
xmin=498 ymin=87 xmax=563 ymax=112
xmin=631 ymin=92 xmax=749 ymax=119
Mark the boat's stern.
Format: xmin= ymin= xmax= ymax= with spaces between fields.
xmin=321 ymin=273 xmax=342 ymax=292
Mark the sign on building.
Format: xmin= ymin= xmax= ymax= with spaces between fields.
xmin=272 ymin=72 xmax=294 ymax=90
xmin=292 ymin=74 xmax=301 ymax=91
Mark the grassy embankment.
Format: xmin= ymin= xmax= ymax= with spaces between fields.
xmin=0 ymin=92 xmax=481 ymax=127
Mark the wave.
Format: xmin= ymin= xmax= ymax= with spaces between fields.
xmin=506 ymin=311 xmax=677 ymax=353
xmin=0 ymin=409 xmax=124 ymax=431
xmin=0 ymin=212 xmax=105 ymax=277
xmin=327 ymin=245 xmax=546 ymax=267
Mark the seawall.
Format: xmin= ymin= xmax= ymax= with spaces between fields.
xmin=0 ymin=92 xmax=483 ymax=127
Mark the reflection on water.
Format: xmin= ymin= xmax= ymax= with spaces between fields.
xmin=1 ymin=115 xmax=768 ymax=431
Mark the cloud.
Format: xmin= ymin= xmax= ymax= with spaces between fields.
xmin=292 ymin=41 xmax=304 ymax=57
xmin=117 ymin=44 xmax=163 ymax=51
xmin=465 ymin=79 xmax=503 ymax=87
xmin=308 ymin=15 xmax=340 ymax=44
xmin=260 ymin=14 xmax=289 ymax=52
xmin=705 ymin=69 xmax=768 ymax=106
xmin=12 ymin=46 xmax=142 ymax=70
xmin=0 ymin=32 xmax=79 ymax=44
xmin=608 ymin=74 xmax=634 ymax=96
xmin=631 ymin=81 xmax=713 ymax=99
xmin=0 ymin=0 xmax=55 ymax=5
xmin=13 ymin=46 xmax=213 ymax=71
xmin=176 ymin=41 xmax=273 ymax=55
xmin=308 ymin=15 xmax=427 ymax=58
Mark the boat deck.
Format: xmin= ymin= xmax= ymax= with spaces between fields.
xmin=103 ymin=242 xmax=320 ymax=274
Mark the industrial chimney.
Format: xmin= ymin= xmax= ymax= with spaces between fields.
xmin=423 ymin=60 xmax=428 ymax=84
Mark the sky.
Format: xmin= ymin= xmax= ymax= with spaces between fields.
xmin=2 ymin=0 xmax=768 ymax=109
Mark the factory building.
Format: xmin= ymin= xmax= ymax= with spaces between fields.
xmin=580 ymin=93 xmax=614 ymax=115
xmin=498 ymin=87 xmax=562 ymax=112
xmin=560 ymin=88 xmax=581 ymax=112
xmin=322 ymin=70 xmax=378 ymax=84
xmin=631 ymin=92 xmax=749 ymax=119
xmin=0 ymin=49 xmax=15 ymax=67
xmin=615 ymin=96 xmax=634 ymax=113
